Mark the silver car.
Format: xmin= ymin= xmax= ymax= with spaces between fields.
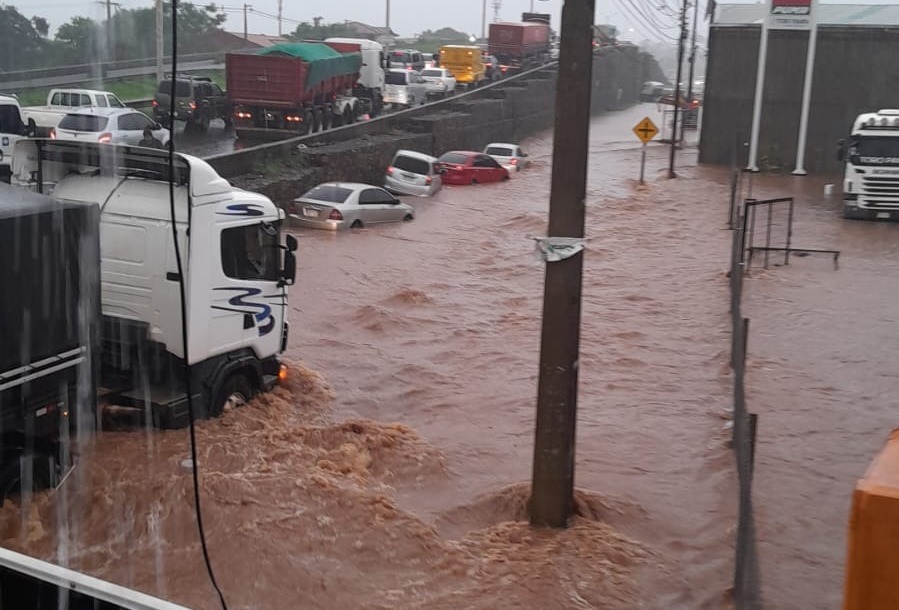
xmin=53 ymin=108 xmax=170 ymax=146
xmin=483 ymin=142 xmax=531 ymax=172
xmin=384 ymin=149 xmax=442 ymax=197
xmin=288 ymin=182 xmax=415 ymax=231
xmin=383 ymin=69 xmax=429 ymax=108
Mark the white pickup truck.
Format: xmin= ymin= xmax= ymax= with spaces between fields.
xmin=22 ymin=89 xmax=127 ymax=136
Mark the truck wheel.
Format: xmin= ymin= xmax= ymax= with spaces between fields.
xmin=312 ymin=108 xmax=323 ymax=133
xmin=343 ymin=106 xmax=353 ymax=125
xmin=331 ymin=112 xmax=342 ymax=128
xmin=198 ymin=113 xmax=210 ymax=132
xmin=211 ymin=373 xmax=253 ymax=418
xmin=300 ymin=110 xmax=314 ymax=135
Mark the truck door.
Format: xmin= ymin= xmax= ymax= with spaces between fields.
xmin=214 ymin=221 xmax=283 ymax=358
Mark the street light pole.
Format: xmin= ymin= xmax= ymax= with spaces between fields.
xmin=529 ymin=0 xmax=595 ymax=529
xmin=386 ymin=0 xmax=390 ymax=34
xmin=482 ymin=0 xmax=487 ymax=41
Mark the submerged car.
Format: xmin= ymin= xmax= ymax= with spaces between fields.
xmin=288 ymin=182 xmax=415 ymax=230
xmin=384 ymin=149 xmax=442 ymax=197
xmin=483 ymin=142 xmax=531 ymax=172
xmin=436 ymin=151 xmax=510 ymax=185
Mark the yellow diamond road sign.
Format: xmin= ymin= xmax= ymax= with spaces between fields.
xmin=633 ymin=117 xmax=659 ymax=143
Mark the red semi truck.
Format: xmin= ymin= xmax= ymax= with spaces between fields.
xmin=226 ymin=40 xmax=384 ymax=136
xmin=488 ymin=22 xmax=551 ymax=75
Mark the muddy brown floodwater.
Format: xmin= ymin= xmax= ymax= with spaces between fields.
xmin=3 ymin=103 xmax=895 ymax=610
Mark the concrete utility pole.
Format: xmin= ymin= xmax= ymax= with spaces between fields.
xmin=529 ymin=0 xmax=595 ymax=529
xmin=684 ymin=0 xmax=700 ymax=136
xmin=482 ymin=0 xmax=487 ymax=41
xmin=792 ymin=0 xmax=818 ymax=175
xmin=386 ymin=0 xmax=390 ymax=34
xmin=668 ymin=0 xmax=689 ymax=178
xmin=243 ymin=3 xmax=249 ymax=40
xmin=155 ymin=0 xmax=163 ymax=83
xmin=107 ymin=0 xmax=113 ymax=60
xmin=277 ymin=0 xmax=282 ymax=36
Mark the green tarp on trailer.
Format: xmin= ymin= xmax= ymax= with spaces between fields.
xmin=256 ymin=43 xmax=362 ymax=93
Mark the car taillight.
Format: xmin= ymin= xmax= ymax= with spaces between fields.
xmin=189 ymin=100 xmax=197 ymax=110
xmin=328 ymin=209 xmax=343 ymax=221
xmin=98 ymin=132 xmax=112 ymax=143
xmin=386 ymin=167 xmax=394 ymax=176
xmin=151 ymin=99 xmax=158 ymax=107
xmin=425 ymin=176 xmax=432 ymax=185
xmin=49 ymin=128 xmax=56 ymax=139
xmin=510 ymin=158 xmax=518 ymax=165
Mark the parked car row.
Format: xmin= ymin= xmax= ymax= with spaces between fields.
xmin=283 ymin=142 xmax=531 ymax=232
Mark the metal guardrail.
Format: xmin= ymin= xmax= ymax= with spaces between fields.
xmin=0 ymin=52 xmax=223 ymax=83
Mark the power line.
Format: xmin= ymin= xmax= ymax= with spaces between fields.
xmin=610 ymin=0 xmax=678 ymax=43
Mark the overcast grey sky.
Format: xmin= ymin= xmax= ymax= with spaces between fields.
xmin=20 ymin=0 xmax=694 ymax=43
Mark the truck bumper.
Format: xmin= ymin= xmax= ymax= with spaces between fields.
xmin=843 ymin=200 xmax=899 ymax=221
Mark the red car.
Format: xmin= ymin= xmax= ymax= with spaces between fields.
xmin=436 ymin=151 xmax=510 ymax=185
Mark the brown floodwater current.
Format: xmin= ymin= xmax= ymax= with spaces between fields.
xmin=3 ymin=104 xmax=898 ymax=610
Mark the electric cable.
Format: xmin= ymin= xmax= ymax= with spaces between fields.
xmin=166 ymin=1 xmax=229 ymax=608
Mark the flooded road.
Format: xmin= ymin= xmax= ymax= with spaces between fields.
xmin=3 ymin=103 xmax=895 ymax=609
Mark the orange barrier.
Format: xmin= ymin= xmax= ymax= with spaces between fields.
xmin=843 ymin=428 xmax=899 ymax=610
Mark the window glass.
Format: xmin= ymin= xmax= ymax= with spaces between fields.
xmin=386 ymin=72 xmax=408 ymax=85
xmin=439 ymin=152 xmax=469 ymax=165
xmin=131 ymin=113 xmax=153 ymax=130
xmin=221 ymin=223 xmax=280 ymax=281
xmin=58 ymin=114 xmax=109 ymax=131
xmin=485 ymin=146 xmax=514 ymax=156
xmin=116 ymin=114 xmax=136 ymax=131
xmin=301 ymin=184 xmax=353 ymax=203
xmin=157 ymin=80 xmax=191 ymax=97
xmin=75 ymin=94 xmax=90 ymax=106
xmin=108 ymin=94 xmax=124 ymax=108
xmin=392 ymin=155 xmax=431 ymax=175
xmin=96 ymin=95 xmax=109 ymax=107
xmin=51 ymin=92 xmax=65 ymax=105
xmin=0 ymin=105 xmax=23 ymax=134
xmin=358 ymin=189 xmax=382 ymax=204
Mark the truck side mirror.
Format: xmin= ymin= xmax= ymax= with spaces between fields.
xmin=836 ymin=139 xmax=845 ymax=162
xmin=25 ymin=118 xmax=37 ymax=138
xmin=279 ymin=234 xmax=297 ymax=287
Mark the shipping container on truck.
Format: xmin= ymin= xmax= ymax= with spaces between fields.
xmin=0 ymin=182 xmax=100 ymax=499
xmin=488 ymin=22 xmax=551 ymax=75
xmin=226 ymin=42 xmax=377 ymax=136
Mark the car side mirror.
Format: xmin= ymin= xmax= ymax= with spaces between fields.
xmin=286 ymin=234 xmax=298 ymax=252
xmin=25 ymin=118 xmax=37 ymax=137
xmin=280 ymin=250 xmax=296 ymax=287
xmin=154 ymin=122 xmax=163 ymax=130
xmin=836 ymin=139 xmax=845 ymax=162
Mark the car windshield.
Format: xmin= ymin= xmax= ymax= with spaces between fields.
xmin=385 ymin=72 xmax=408 ymax=85
xmin=57 ymin=114 xmax=109 ymax=131
xmin=485 ymin=146 xmax=514 ymax=156
xmin=421 ymin=69 xmax=442 ymax=77
xmin=439 ymin=152 xmax=469 ymax=164
xmin=301 ymin=185 xmax=353 ymax=203
xmin=156 ymin=80 xmax=192 ymax=97
xmin=392 ymin=155 xmax=431 ymax=175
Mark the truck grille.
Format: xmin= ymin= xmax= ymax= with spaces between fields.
xmin=861 ymin=175 xmax=899 ymax=208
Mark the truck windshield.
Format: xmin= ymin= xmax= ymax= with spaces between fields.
xmin=0 ymin=104 xmax=23 ymax=134
xmin=849 ymin=136 xmax=899 ymax=166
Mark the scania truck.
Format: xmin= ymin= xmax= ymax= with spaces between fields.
xmin=839 ymin=109 xmax=899 ymax=221
xmin=9 ymin=139 xmax=296 ymax=439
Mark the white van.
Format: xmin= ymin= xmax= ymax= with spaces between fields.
xmin=384 ymin=149 xmax=442 ymax=197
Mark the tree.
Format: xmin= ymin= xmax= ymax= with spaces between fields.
xmin=55 ymin=16 xmax=102 ymax=63
xmin=0 ymin=5 xmax=48 ymax=69
xmin=31 ymin=16 xmax=49 ymax=37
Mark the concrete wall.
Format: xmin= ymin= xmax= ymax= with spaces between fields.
xmin=219 ymin=47 xmax=663 ymax=203
xmin=700 ymin=26 xmax=899 ymax=175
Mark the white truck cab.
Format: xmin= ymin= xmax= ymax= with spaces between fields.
xmin=839 ymin=109 xmax=899 ymax=221
xmin=324 ymin=37 xmax=386 ymax=116
xmin=11 ymin=140 xmax=296 ymax=427
xmin=0 ymin=95 xmax=37 ymax=181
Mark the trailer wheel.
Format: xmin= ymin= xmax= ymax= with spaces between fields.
xmin=331 ymin=112 xmax=342 ymax=128
xmin=353 ymin=102 xmax=364 ymax=122
xmin=300 ymin=110 xmax=314 ymax=135
xmin=343 ymin=106 xmax=354 ymax=125
xmin=211 ymin=373 xmax=253 ymax=418
xmin=322 ymin=107 xmax=333 ymax=130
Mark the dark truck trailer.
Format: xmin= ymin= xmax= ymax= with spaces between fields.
xmin=0 ymin=183 xmax=100 ymax=498
xmin=488 ymin=22 xmax=552 ymax=75
xmin=226 ymin=42 xmax=367 ymax=136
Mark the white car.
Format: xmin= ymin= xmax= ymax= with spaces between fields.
xmin=383 ymin=69 xmax=429 ymax=108
xmin=420 ymin=68 xmax=456 ymax=98
xmin=52 ymin=108 xmax=170 ymax=146
xmin=483 ymin=142 xmax=531 ymax=173
xmin=287 ymin=182 xmax=415 ymax=231
xmin=384 ymin=149 xmax=442 ymax=197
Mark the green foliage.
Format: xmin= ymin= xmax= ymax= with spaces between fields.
xmin=0 ymin=5 xmax=50 ymax=70
xmin=288 ymin=22 xmax=366 ymax=41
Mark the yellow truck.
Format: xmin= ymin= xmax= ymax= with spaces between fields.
xmin=438 ymin=45 xmax=486 ymax=89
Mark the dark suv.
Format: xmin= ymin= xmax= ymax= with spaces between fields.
xmin=152 ymin=75 xmax=230 ymax=132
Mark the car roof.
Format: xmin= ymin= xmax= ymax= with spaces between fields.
xmin=485 ymin=142 xmax=518 ymax=149
xmin=52 ymin=89 xmax=116 ymax=96
xmin=441 ymin=151 xmax=479 ymax=157
xmin=388 ymin=68 xmax=412 ymax=74
xmin=315 ymin=182 xmax=383 ymax=190
xmin=393 ymin=149 xmax=437 ymax=162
